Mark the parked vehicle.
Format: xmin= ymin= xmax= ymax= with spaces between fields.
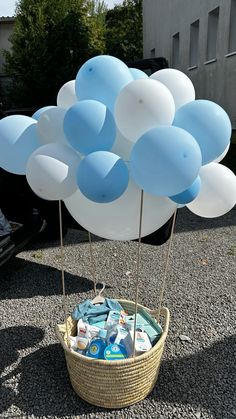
xmin=0 ymin=57 xmax=174 ymax=267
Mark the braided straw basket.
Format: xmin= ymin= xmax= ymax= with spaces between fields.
xmin=56 ymin=298 xmax=170 ymax=409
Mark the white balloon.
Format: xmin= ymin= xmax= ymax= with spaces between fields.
xmin=64 ymin=180 xmax=177 ymax=240
xmin=26 ymin=143 xmax=81 ymax=201
xmin=111 ymin=129 xmax=133 ymax=161
xmin=114 ymin=78 xmax=175 ymax=143
xmin=214 ymin=144 xmax=230 ymax=163
xmin=150 ymin=68 xmax=195 ymax=110
xmin=37 ymin=107 xmax=69 ymax=146
xmin=57 ymin=80 xmax=78 ymax=109
xmin=187 ymin=163 xmax=236 ymax=218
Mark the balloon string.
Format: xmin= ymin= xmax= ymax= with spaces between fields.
xmin=132 ymin=189 xmax=144 ymax=357
xmin=59 ymin=200 xmax=69 ymax=346
xmin=157 ymin=209 xmax=177 ymax=323
xmin=88 ymin=231 xmax=97 ymax=295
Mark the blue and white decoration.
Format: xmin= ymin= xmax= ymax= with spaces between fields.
xmin=0 ymin=55 xmax=235 ymax=240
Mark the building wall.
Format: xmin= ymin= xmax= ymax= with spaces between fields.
xmin=0 ymin=18 xmax=15 ymax=75
xmin=143 ymin=0 xmax=236 ymax=128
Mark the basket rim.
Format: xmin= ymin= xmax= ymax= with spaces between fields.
xmin=55 ymin=299 xmax=170 ymax=366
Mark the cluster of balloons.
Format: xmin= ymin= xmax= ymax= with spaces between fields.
xmin=0 ymin=55 xmax=235 ymax=240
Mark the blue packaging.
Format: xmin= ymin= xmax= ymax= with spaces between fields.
xmin=86 ymin=329 xmax=107 ymax=359
xmin=126 ymin=312 xmax=162 ymax=344
xmin=104 ymin=343 xmax=128 ymax=360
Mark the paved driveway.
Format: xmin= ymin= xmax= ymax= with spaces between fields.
xmin=0 ymin=208 xmax=235 ymax=419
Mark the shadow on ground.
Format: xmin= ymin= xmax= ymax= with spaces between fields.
xmin=175 ymin=207 xmax=236 ymax=234
xmin=13 ymin=208 xmax=236 ymax=254
xmin=0 ymin=326 xmax=45 ymax=373
xmin=0 ymin=258 xmax=106 ymax=300
xmin=0 ymin=325 xmax=45 ymax=415
xmin=1 ymin=333 xmax=235 ymax=418
xmin=152 ymin=334 xmax=236 ymax=419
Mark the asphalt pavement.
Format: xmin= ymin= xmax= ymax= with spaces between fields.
xmin=0 ymin=207 xmax=235 ymax=419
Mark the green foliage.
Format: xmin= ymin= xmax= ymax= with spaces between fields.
xmin=105 ymin=0 xmax=143 ymax=62
xmin=85 ymin=1 xmax=107 ymax=56
xmin=86 ymin=0 xmax=107 ymax=17
xmin=3 ymin=0 xmax=142 ymax=108
xmin=4 ymin=0 xmax=106 ymax=108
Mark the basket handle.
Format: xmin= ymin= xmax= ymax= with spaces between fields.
xmin=55 ymin=323 xmax=70 ymax=353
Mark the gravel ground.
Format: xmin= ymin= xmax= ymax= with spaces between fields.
xmin=0 ymin=207 xmax=235 ymax=419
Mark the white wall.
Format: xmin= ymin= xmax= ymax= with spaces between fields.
xmin=143 ymin=0 xmax=236 ymax=128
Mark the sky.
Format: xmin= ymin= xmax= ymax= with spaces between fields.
xmin=0 ymin=0 xmax=123 ymax=16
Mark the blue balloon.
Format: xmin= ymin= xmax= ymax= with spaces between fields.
xmin=32 ymin=106 xmax=56 ymax=120
xmin=77 ymin=151 xmax=129 ymax=203
xmin=130 ymin=126 xmax=202 ymax=196
xmin=129 ymin=68 xmax=148 ymax=80
xmin=173 ymin=100 xmax=232 ymax=165
xmin=75 ymin=55 xmax=133 ymax=112
xmin=63 ymin=100 xmax=116 ymax=155
xmin=0 ymin=115 xmax=41 ymax=174
xmin=170 ymin=175 xmax=201 ymax=204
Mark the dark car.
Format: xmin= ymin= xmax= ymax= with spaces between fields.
xmin=0 ymin=57 xmax=174 ymax=267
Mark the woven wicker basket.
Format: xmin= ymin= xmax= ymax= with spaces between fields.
xmin=56 ymin=299 xmax=169 ymax=408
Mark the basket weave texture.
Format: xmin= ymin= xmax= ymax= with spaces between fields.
xmin=56 ymin=299 xmax=170 ymax=409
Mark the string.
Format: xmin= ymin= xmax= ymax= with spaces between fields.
xmin=132 ymin=189 xmax=144 ymax=357
xmin=157 ymin=209 xmax=177 ymax=323
xmin=58 ymin=200 xmax=69 ymax=345
xmin=88 ymin=231 xmax=97 ymax=295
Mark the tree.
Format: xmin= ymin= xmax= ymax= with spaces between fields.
xmin=85 ymin=0 xmax=107 ymax=57
xmin=4 ymin=0 xmax=106 ymax=108
xmin=105 ymin=0 xmax=143 ymax=63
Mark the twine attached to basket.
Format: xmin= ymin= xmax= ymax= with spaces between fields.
xmin=157 ymin=209 xmax=177 ymax=323
xmin=132 ymin=193 xmax=177 ymax=355
xmin=58 ymin=200 xmax=69 ymax=345
xmin=58 ymin=197 xmax=177 ymax=355
xmin=132 ymin=189 xmax=144 ymax=356
xmin=88 ymin=231 xmax=97 ymax=295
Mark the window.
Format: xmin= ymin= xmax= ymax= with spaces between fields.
xmin=172 ymin=32 xmax=180 ymax=67
xmin=206 ymin=7 xmax=219 ymax=61
xmin=228 ymin=0 xmax=236 ymax=53
xmin=189 ymin=20 xmax=199 ymax=67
